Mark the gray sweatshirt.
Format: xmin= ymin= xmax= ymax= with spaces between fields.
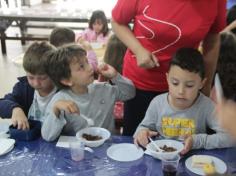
xmin=134 ymin=93 xmax=234 ymax=149
xmin=42 ymin=74 xmax=135 ymax=141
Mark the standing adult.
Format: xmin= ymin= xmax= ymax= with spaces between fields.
xmin=111 ymin=0 xmax=226 ymax=135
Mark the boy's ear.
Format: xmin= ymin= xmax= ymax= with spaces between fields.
xmin=199 ymin=78 xmax=207 ymax=89
xmin=60 ymin=79 xmax=73 ymax=87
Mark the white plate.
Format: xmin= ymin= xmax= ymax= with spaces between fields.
xmin=0 ymin=133 xmax=10 ymax=139
xmin=0 ymin=122 xmax=9 ymax=136
xmin=185 ymin=155 xmax=227 ymax=175
xmin=0 ymin=138 xmax=15 ymax=156
xmin=107 ymin=143 xmax=144 ymax=162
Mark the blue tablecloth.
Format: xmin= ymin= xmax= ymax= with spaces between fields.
xmin=0 ymin=136 xmax=236 ymax=176
xmin=227 ymin=0 xmax=236 ymax=9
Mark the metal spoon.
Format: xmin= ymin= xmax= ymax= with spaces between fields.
xmin=148 ymin=137 xmax=164 ymax=152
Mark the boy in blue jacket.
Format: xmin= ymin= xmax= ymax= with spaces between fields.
xmin=0 ymin=42 xmax=56 ymax=130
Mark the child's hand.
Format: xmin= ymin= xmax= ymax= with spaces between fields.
xmin=11 ymin=107 xmax=29 ymax=130
xmin=53 ymin=100 xmax=80 ymax=117
xmin=181 ymin=135 xmax=193 ymax=155
xmin=134 ymin=129 xmax=158 ymax=147
xmin=97 ymin=63 xmax=117 ymax=79
xmin=78 ymin=38 xmax=93 ymax=51
xmin=76 ymin=36 xmax=84 ymax=43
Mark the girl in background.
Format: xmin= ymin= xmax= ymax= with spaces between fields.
xmin=76 ymin=10 xmax=110 ymax=45
xmin=101 ymin=34 xmax=127 ymax=133
xmin=104 ymin=34 xmax=127 ymax=74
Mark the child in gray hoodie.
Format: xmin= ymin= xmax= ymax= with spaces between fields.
xmin=134 ymin=48 xmax=234 ymax=154
xmin=42 ymin=44 xmax=135 ymax=141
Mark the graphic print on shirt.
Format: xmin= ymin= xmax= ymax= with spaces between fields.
xmin=136 ymin=5 xmax=182 ymax=54
xmin=161 ymin=116 xmax=195 ymax=139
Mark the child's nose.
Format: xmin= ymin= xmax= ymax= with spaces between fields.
xmin=178 ymin=85 xmax=185 ymax=94
xmin=33 ymin=79 xmax=41 ymax=87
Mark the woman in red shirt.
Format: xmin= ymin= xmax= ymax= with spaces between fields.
xmin=112 ymin=0 xmax=226 ymax=135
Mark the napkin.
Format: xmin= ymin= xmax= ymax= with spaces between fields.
xmin=56 ymin=136 xmax=78 ymax=148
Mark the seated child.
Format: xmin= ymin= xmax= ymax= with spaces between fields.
xmin=41 ymin=44 xmax=135 ymax=141
xmin=102 ymin=34 xmax=127 ymax=129
xmin=222 ymin=5 xmax=236 ymax=34
xmin=49 ymin=27 xmax=75 ymax=47
xmin=134 ymin=48 xmax=234 ymax=154
xmin=76 ymin=10 xmax=110 ymax=45
xmin=0 ymin=42 xmax=56 ymax=129
xmin=215 ymin=32 xmax=236 ymax=101
xmin=103 ymin=34 xmax=127 ymax=75
xmin=216 ymin=98 xmax=236 ymax=140
xmin=50 ymin=27 xmax=98 ymax=71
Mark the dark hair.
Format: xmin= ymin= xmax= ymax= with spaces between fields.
xmin=217 ymin=32 xmax=236 ymax=100
xmin=89 ymin=10 xmax=109 ymax=36
xmin=227 ymin=5 xmax=236 ymax=34
xmin=103 ymin=34 xmax=127 ymax=73
xmin=45 ymin=44 xmax=87 ymax=89
xmin=23 ymin=41 xmax=56 ymax=75
xmin=49 ymin=27 xmax=75 ymax=47
xmin=170 ymin=48 xmax=205 ymax=79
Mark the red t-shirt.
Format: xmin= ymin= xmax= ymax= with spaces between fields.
xmin=112 ymin=0 xmax=226 ymax=91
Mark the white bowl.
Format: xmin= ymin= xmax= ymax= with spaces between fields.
xmin=90 ymin=42 xmax=103 ymax=49
xmin=146 ymin=139 xmax=184 ymax=160
xmin=76 ymin=127 xmax=111 ymax=147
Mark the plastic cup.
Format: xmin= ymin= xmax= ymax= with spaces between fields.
xmin=162 ymin=154 xmax=180 ymax=176
xmin=69 ymin=141 xmax=85 ymax=161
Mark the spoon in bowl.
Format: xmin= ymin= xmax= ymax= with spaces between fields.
xmin=84 ymin=146 xmax=94 ymax=153
xmin=80 ymin=114 xmax=94 ymax=126
xmin=148 ymin=137 xmax=164 ymax=152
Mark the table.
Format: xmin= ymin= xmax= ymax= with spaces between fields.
xmin=0 ymin=3 xmax=90 ymax=54
xmin=0 ymin=135 xmax=236 ymax=176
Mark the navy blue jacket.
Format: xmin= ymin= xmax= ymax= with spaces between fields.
xmin=0 ymin=76 xmax=34 ymax=118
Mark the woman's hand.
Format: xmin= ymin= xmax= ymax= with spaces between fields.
xmin=135 ymin=47 xmax=159 ymax=69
